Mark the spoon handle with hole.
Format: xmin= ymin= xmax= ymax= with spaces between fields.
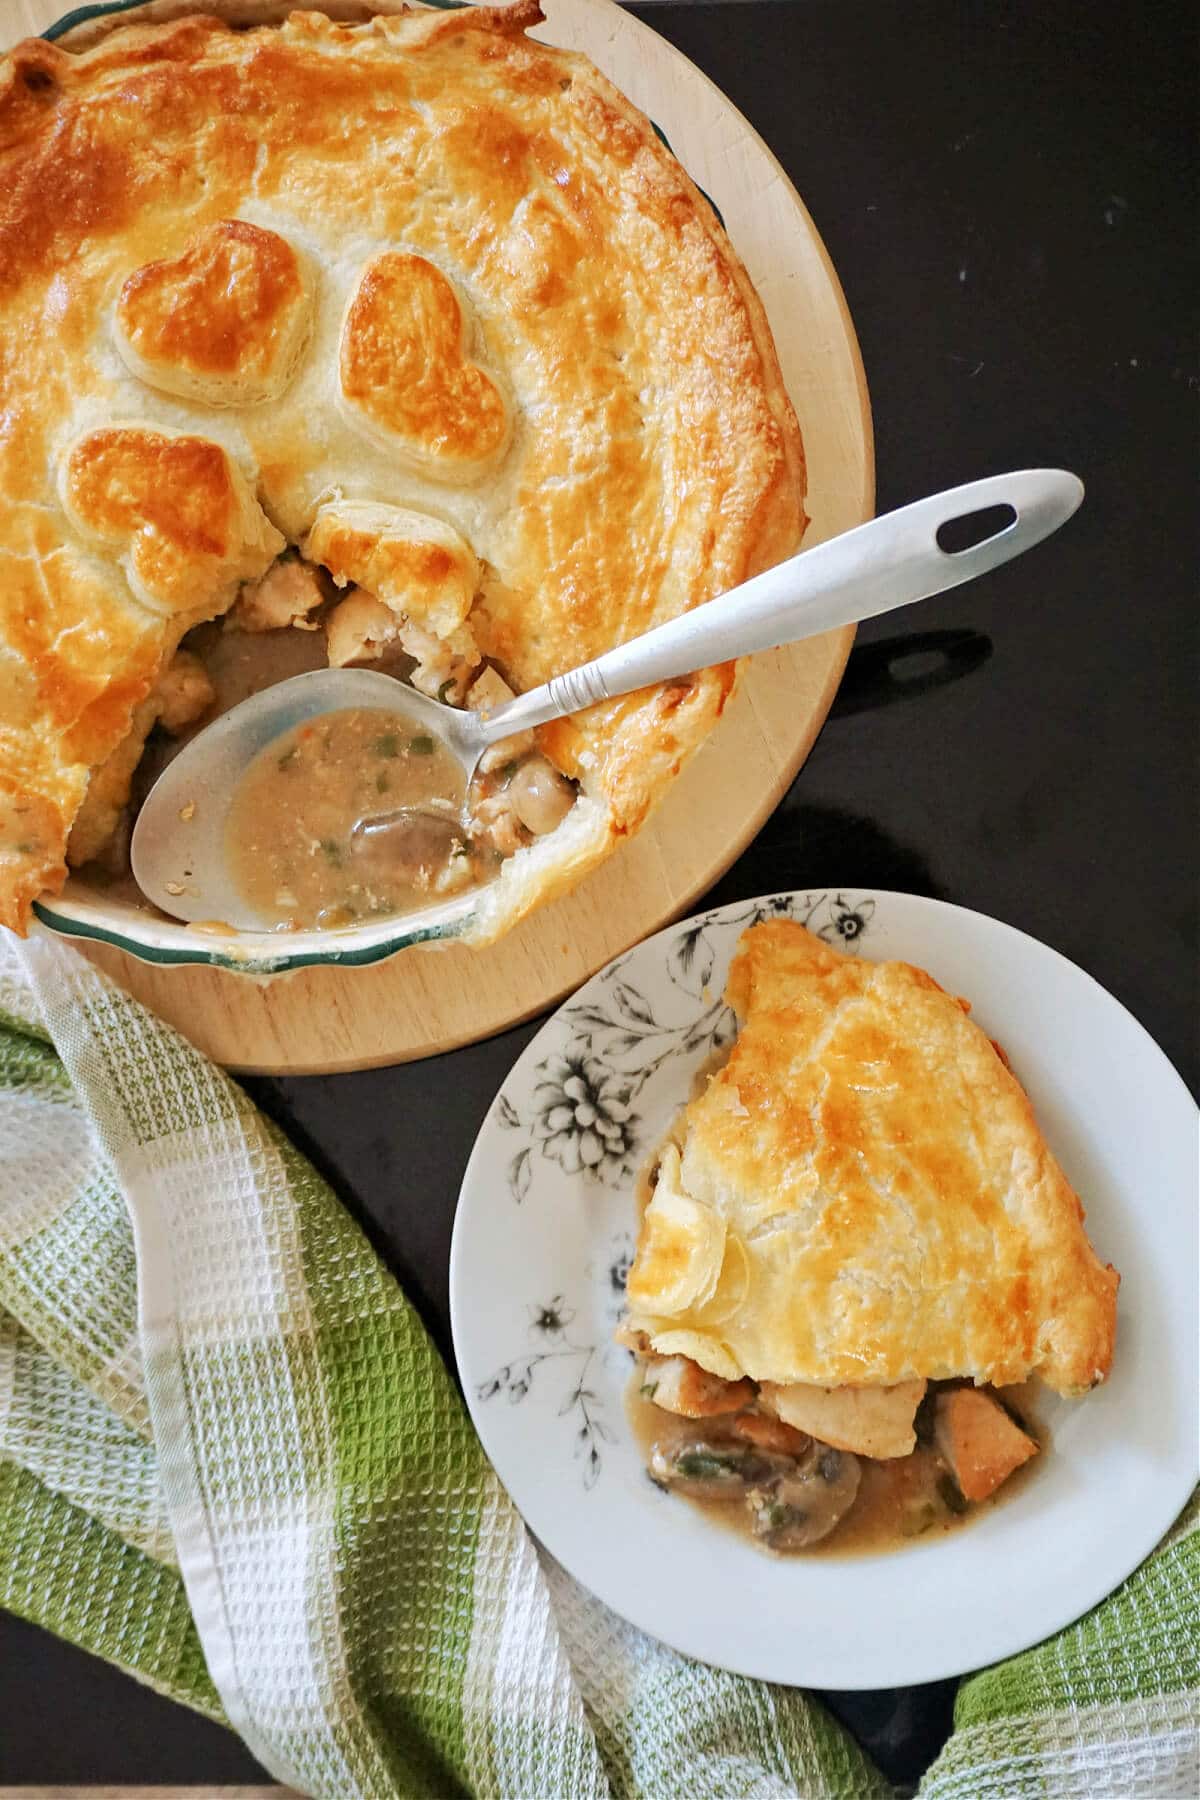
xmin=479 ymin=469 xmax=1083 ymax=744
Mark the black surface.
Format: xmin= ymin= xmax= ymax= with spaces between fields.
xmin=2 ymin=0 xmax=1196 ymax=1790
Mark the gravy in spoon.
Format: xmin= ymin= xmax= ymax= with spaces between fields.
xmin=225 ymin=706 xmax=484 ymax=929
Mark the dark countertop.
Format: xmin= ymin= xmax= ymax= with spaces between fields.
xmin=2 ymin=0 xmax=1195 ymax=1789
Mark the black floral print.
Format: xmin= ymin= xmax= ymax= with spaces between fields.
xmin=531 ymin=1054 xmax=639 ymax=1184
xmin=820 ymin=894 xmax=877 ymax=945
xmin=477 ymin=1298 xmax=611 ymax=1488
xmin=531 ymin=1296 xmax=574 ymax=1336
xmin=500 ymin=893 xmax=876 ymax=1206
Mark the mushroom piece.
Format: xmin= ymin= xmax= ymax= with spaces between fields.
xmin=506 ymin=755 xmax=575 ymax=836
xmin=746 ymin=1444 xmax=862 ymax=1550
xmin=350 ymin=808 xmax=466 ymax=888
xmin=648 ymin=1437 xmax=794 ymax=1501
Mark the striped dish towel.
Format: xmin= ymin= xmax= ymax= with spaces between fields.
xmin=0 ymin=930 xmax=1195 ymax=1799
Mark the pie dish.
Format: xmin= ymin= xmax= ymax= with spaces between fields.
xmin=620 ymin=917 xmax=1119 ymax=1550
xmin=0 ymin=0 xmax=805 ymax=957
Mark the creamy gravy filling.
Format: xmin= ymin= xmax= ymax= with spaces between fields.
xmin=625 ymin=1368 xmax=1043 ymax=1558
xmin=226 ymin=706 xmax=479 ymax=930
xmin=75 ymin=549 xmax=579 ymax=929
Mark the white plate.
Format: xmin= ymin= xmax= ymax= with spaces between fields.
xmin=450 ymin=889 xmax=1198 ymax=1689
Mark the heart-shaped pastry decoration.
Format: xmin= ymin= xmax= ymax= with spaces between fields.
xmin=339 ymin=253 xmax=511 ymax=480
xmin=60 ymin=426 xmax=284 ymax=616
xmin=114 ymin=220 xmax=312 ymax=407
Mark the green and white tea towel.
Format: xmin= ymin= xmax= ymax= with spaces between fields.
xmin=0 ymin=930 xmax=1195 ymax=1799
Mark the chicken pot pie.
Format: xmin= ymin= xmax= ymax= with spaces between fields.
xmin=0 ymin=0 xmax=805 ymax=940
xmin=620 ymin=919 xmax=1119 ymax=1552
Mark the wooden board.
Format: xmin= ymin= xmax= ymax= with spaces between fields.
xmin=4 ymin=0 xmax=873 ymax=1074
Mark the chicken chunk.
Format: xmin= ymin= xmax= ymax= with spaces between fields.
xmin=641 ymin=1355 xmax=755 ymax=1419
xmin=232 ymin=556 xmax=326 ymax=632
xmin=154 ymin=649 xmax=216 ymax=735
xmin=401 ymin=615 xmax=480 ymax=701
xmin=325 ymin=586 xmax=404 ymax=667
xmin=470 ymin=791 xmax=527 ymax=858
xmin=468 ymin=665 xmax=535 ymax=771
xmin=760 ymin=1378 xmax=927 ymax=1459
xmin=934 ymin=1387 xmax=1038 ymax=1502
xmin=323 ymin=583 xmax=479 ymax=700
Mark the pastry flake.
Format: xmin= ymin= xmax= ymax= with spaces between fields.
xmin=303 ymin=501 xmax=479 ymax=644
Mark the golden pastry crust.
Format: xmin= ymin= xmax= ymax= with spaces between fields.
xmin=302 ymin=501 xmax=479 ymax=643
xmin=0 ymin=1 xmax=804 ymax=936
xmin=340 ymin=252 xmax=512 ymax=479
xmin=114 ymin=219 xmax=314 ymax=406
xmin=625 ymin=919 xmax=1119 ymax=1397
xmin=60 ymin=426 xmax=284 ymax=614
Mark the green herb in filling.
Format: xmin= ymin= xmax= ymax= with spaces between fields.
xmin=759 ymin=1499 xmax=798 ymax=1533
xmin=675 ymin=1448 xmax=747 ymax=1481
xmin=374 ymin=734 xmax=400 ymax=759
xmin=319 ymin=839 xmax=344 ymax=867
xmin=409 ymin=735 xmax=435 ymax=755
xmin=277 ymin=747 xmax=298 ymax=771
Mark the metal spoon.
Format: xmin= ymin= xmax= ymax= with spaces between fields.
xmin=132 ymin=469 xmax=1083 ymax=927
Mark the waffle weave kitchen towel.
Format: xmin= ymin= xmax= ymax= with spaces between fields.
xmin=0 ymin=930 xmax=1195 ymax=1799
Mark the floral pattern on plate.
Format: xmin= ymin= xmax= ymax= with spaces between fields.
xmin=476 ymin=1294 xmax=613 ymax=1489
xmin=491 ymin=890 xmax=876 ymax=1206
xmin=475 ymin=890 xmax=878 ymax=1485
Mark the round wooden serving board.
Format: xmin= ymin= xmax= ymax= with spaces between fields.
xmin=5 ymin=0 xmax=873 ymax=1073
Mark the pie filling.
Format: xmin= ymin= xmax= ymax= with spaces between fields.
xmin=623 ymin=1334 xmax=1040 ymax=1555
xmin=72 ymin=547 xmax=578 ymax=932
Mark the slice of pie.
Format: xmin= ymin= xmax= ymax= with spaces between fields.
xmin=621 ymin=918 xmax=1118 ymax=1551
xmin=0 ymin=1 xmax=805 ymax=939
